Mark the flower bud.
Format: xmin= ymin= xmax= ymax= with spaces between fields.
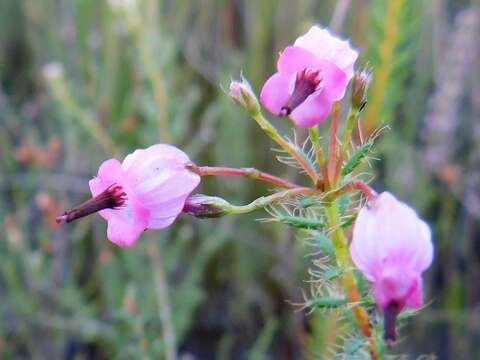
xmin=229 ymin=77 xmax=260 ymax=115
xmin=351 ymin=68 xmax=372 ymax=111
xmin=183 ymin=194 xmax=233 ymax=218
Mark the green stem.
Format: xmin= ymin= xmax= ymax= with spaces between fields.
xmin=49 ymin=79 xmax=119 ymax=157
xmin=227 ymin=187 xmax=317 ymax=215
xmin=341 ymin=108 xmax=360 ymax=157
xmin=324 ymin=201 xmax=379 ymax=360
xmin=147 ymin=242 xmax=178 ymax=360
xmin=308 ymin=127 xmax=329 ymax=188
xmin=251 ymin=112 xmax=318 ymax=184
xmin=335 ymin=107 xmax=360 ymax=180
xmin=137 ymin=0 xmax=170 ymax=143
xmin=328 ymin=103 xmax=341 ymax=186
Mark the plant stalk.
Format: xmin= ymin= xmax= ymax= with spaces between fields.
xmin=192 ymin=165 xmax=299 ymax=189
xmin=228 ymin=187 xmax=317 ymax=215
xmin=308 ymin=127 xmax=329 ymax=189
xmin=251 ymin=112 xmax=319 ymax=184
xmin=324 ymin=202 xmax=379 ymax=360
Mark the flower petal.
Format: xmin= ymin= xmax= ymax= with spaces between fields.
xmin=350 ymin=205 xmax=382 ymax=281
xmin=89 ymin=159 xmax=128 ymax=221
xmin=140 ymin=173 xmax=200 ymax=229
xmin=316 ymin=59 xmax=348 ymax=101
xmin=123 ymin=144 xmax=191 ymax=176
xmin=411 ymin=220 xmax=434 ymax=272
xmin=91 ymin=159 xmax=124 ymax=192
xmin=293 ymin=26 xmax=358 ymax=80
xmin=289 ymin=91 xmax=332 ymax=128
xmin=123 ymin=143 xmax=200 ymax=202
xmin=277 ymin=46 xmax=325 ymax=74
xmin=373 ymin=268 xmax=420 ymax=310
xmin=121 ymin=143 xmax=200 ymax=231
xmin=105 ymin=205 xmax=149 ymax=247
xmin=259 ymin=72 xmax=291 ymax=115
xmin=277 ymin=47 xmax=347 ymax=101
xmin=406 ymin=277 xmax=423 ymax=308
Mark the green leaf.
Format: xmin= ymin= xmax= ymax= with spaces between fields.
xmin=307 ymin=296 xmax=348 ymax=309
xmin=321 ymin=267 xmax=343 ymax=281
xmin=312 ymin=233 xmax=335 ymax=258
xmin=342 ymin=142 xmax=371 ymax=176
xmin=278 ymin=215 xmax=325 ymax=229
xmin=344 ymin=337 xmax=364 ymax=355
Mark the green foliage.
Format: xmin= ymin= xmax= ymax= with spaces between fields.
xmin=277 ymin=215 xmax=325 ymax=229
xmin=308 ymin=296 xmax=348 ymax=310
xmin=364 ymin=0 xmax=421 ymax=132
xmin=341 ymin=142 xmax=371 ymax=176
xmin=312 ymin=232 xmax=335 ymax=258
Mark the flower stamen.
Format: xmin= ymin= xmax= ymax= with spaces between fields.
xmin=383 ymin=300 xmax=401 ymax=347
xmin=56 ymin=184 xmax=127 ymax=224
xmin=280 ymin=68 xmax=323 ymax=116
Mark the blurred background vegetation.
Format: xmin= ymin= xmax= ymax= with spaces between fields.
xmin=0 ymin=0 xmax=479 ymax=359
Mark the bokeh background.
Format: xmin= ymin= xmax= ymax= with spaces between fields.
xmin=0 ymin=0 xmax=479 ymax=359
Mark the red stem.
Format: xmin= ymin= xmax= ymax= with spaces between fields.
xmin=189 ymin=165 xmax=299 ymax=189
xmin=334 ymin=152 xmax=345 ymax=184
xmin=330 ymin=180 xmax=377 ymax=200
xmin=353 ymin=181 xmax=377 ymax=199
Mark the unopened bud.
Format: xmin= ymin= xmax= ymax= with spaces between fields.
xmin=229 ymin=77 xmax=260 ymax=115
xmin=351 ymin=68 xmax=372 ymax=111
xmin=183 ymin=194 xmax=233 ymax=218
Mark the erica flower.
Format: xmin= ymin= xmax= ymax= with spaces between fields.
xmin=260 ymin=25 xmax=358 ymax=128
xmin=349 ymin=192 xmax=433 ymax=344
xmin=57 ymin=144 xmax=200 ymax=247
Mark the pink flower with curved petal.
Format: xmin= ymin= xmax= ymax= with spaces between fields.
xmin=58 ymin=144 xmax=200 ymax=248
xmin=350 ymin=192 xmax=434 ymax=344
xmin=260 ymin=26 xmax=358 ymax=128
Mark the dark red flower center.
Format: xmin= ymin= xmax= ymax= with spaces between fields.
xmin=280 ymin=68 xmax=324 ymax=116
xmin=383 ymin=300 xmax=401 ymax=347
xmin=56 ymin=184 xmax=127 ymax=224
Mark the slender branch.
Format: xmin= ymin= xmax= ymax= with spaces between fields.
xmin=352 ymin=181 xmax=377 ymax=200
xmin=335 ymin=108 xmax=360 ymax=180
xmin=147 ymin=242 xmax=178 ymax=360
xmin=321 ymin=102 xmax=379 ymax=359
xmin=328 ymin=103 xmax=341 ymax=186
xmin=329 ymin=180 xmax=378 ymax=200
xmin=250 ymin=111 xmax=319 ymax=184
xmin=137 ymin=0 xmax=171 ymax=142
xmin=47 ymin=77 xmax=119 ymax=157
xmin=190 ymin=165 xmax=299 ymax=189
xmin=329 ymin=0 xmax=352 ymax=33
xmin=308 ymin=127 xmax=329 ymax=189
xmin=324 ymin=202 xmax=379 ymax=360
xmin=228 ymin=187 xmax=317 ymax=215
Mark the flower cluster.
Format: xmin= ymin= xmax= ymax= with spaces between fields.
xmin=57 ymin=25 xmax=434 ymax=356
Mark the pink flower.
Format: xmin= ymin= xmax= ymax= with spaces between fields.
xmin=57 ymin=144 xmax=200 ymax=247
xmin=260 ymin=26 xmax=358 ymax=128
xmin=349 ymin=192 xmax=433 ymax=343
